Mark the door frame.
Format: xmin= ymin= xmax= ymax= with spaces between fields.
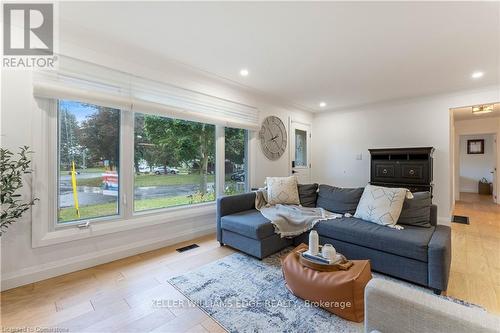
xmin=493 ymin=134 xmax=498 ymax=202
xmin=288 ymin=118 xmax=312 ymax=182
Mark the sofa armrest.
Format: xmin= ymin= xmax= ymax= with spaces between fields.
xmin=216 ymin=192 xmax=256 ymax=242
xmin=364 ymin=278 xmax=500 ymax=333
xmin=428 ymin=225 xmax=451 ymax=292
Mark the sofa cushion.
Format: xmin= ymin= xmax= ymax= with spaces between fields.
xmin=317 ymin=185 xmax=363 ymax=214
xmin=314 ymin=217 xmax=435 ymax=262
xmin=398 ymin=192 xmax=432 ymax=228
xmin=298 ymin=183 xmax=318 ymax=207
xmin=220 ymin=209 xmax=275 ymax=240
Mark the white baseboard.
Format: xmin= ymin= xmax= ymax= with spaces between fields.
xmin=460 ymin=188 xmax=478 ymax=193
xmin=1 ymin=224 xmax=215 ymax=291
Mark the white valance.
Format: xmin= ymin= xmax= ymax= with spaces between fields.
xmin=33 ymin=56 xmax=260 ymax=130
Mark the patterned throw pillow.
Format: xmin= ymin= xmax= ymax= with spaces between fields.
xmin=354 ymin=185 xmax=407 ymax=226
xmin=266 ymin=176 xmax=300 ymax=205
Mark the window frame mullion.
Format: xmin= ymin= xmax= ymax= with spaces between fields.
xmin=121 ymin=110 xmax=135 ymax=219
xmin=215 ymin=125 xmax=225 ymax=197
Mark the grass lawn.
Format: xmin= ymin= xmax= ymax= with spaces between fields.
xmin=75 ymin=173 xmax=216 ymax=187
xmin=58 ymin=194 xmax=215 ymax=222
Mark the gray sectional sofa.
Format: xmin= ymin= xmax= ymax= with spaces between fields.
xmin=216 ymin=184 xmax=451 ymax=294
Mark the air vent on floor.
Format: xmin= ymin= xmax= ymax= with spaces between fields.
xmin=452 ymin=215 xmax=470 ymax=225
xmin=176 ymin=244 xmax=200 ymax=253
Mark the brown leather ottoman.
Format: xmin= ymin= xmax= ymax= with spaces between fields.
xmin=282 ymin=243 xmax=372 ymax=322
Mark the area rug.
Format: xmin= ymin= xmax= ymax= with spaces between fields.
xmin=167 ymin=250 xmax=474 ymax=333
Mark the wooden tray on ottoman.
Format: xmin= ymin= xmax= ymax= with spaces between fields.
xmin=297 ymin=247 xmax=354 ymax=272
xmin=281 ymin=243 xmax=372 ymax=322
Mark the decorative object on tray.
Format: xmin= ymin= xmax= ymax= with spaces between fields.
xmin=308 ymin=230 xmax=319 ymax=255
xmin=298 ymin=245 xmax=353 ymax=272
xmin=321 ymin=243 xmax=336 ymax=260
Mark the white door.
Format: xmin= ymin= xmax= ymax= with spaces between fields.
xmin=290 ymin=121 xmax=311 ymax=183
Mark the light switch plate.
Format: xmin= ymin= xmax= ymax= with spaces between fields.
xmin=356 ymin=153 xmax=363 ymax=160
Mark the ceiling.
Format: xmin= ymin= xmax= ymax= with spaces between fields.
xmin=453 ymin=103 xmax=500 ymax=121
xmin=60 ymin=2 xmax=500 ymax=112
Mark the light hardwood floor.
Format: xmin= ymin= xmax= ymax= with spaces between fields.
xmin=1 ymin=194 xmax=499 ymax=331
xmin=0 ymin=235 xmax=235 ymax=332
xmin=448 ymin=192 xmax=500 ymax=315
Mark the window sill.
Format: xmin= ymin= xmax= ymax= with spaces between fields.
xmin=32 ymin=202 xmax=216 ymax=248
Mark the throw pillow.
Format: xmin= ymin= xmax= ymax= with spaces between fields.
xmin=354 ymin=185 xmax=407 ymax=227
xmin=297 ymin=183 xmax=319 ymax=207
xmin=266 ymin=176 xmax=300 ymax=205
xmin=398 ymin=191 xmax=432 ymax=228
xmin=316 ymin=185 xmax=364 ymax=214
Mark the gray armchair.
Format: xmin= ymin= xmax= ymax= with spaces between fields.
xmin=364 ymin=278 xmax=500 ymax=333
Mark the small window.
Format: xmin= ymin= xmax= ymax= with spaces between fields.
xmin=224 ymin=127 xmax=248 ymax=195
xmin=134 ymin=113 xmax=216 ymax=211
xmin=294 ymin=129 xmax=308 ymax=167
xmin=57 ymin=100 xmax=120 ymax=223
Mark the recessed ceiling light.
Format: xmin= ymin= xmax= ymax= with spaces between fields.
xmin=472 ymin=104 xmax=493 ymax=115
xmin=239 ymin=68 xmax=249 ymax=77
xmin=471 ymin=71 xmax=484 ymax=79
xmin=319 ymin=102 xmax=327 ymax=108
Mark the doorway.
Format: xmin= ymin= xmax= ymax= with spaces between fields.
xmin=458 ymin=133 xmax=496 ymax=204
xmin=451 ymin=102 xmax=499 ymax=206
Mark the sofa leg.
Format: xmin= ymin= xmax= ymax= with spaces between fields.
xmin=219 ymin=242 xmax=225 ymax=247
xmin=433 ymin=289 xmax=442 ymax=295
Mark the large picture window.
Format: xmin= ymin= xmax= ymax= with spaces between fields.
xmin=57 ymin=100 xmax=120 ymax=223
xmin=53 ymin=100 xmax=247 ymax=226
xmin=134 ymin=113 xmax=216 ymax=211
xmin=224 ymin=127 xmax=248 ymax=195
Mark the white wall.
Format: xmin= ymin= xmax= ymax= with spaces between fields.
xmin=312 ymin=87 xmax=500 ymax=225
xmin=459 ymin=134 xmax=495 ymax=193
xmin=0 ymin=28 xmax=312 ymax=290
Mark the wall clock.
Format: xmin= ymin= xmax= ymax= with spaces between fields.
xmin=259 ymin=116 xmax=287 ymax=160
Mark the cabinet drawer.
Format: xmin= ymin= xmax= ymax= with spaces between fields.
xmin=400 ymin=163 xmax=427 ymax=184
xmin=373 ymin=164 xmax=396 ymax=180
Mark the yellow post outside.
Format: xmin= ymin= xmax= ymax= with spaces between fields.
xmin=71 ymin=161 xmax=81 ymax=218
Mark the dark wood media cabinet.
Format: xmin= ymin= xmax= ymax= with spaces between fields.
xmin=369 ymin=147 xmax=434 ymax=194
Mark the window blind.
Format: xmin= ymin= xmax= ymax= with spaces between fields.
xmin=33 ymin=56 xmax=260 ymax=130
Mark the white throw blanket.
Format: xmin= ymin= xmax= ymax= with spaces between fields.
xmin=254 ymin=189 xmax=342 ymax=237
